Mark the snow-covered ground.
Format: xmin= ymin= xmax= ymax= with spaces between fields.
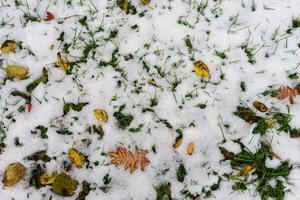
xmin=0 ymin=0 xmax=300 ymax=199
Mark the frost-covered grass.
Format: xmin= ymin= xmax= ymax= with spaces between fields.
xmin=0 ymin=0 xmax=300 ymax=199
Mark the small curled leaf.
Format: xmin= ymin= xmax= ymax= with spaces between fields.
xmin=93 ymin=108 xmax=108 ymax=122
xmin=173 ymin=137 xmax=183 ymax=148
xmin=187 ymin=142 xmax=195 ymax=155
xmin=194 ymin=60 xmax=210 ymax=78
xmin=45 ymin=11 xmax=55 ymax=21
xmin=253 ymin=101 xmax=268 ymax=112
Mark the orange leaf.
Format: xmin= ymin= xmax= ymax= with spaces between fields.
xmin=276 ymin=86 xmax=297 ymax=104
xmin=108 ymin=146 xmax=150 ymax=173
xmin=187 ymin=142 xmax=195 ymax=155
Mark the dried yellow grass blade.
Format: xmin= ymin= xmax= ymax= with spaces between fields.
xmin=194 ymin=60 xmax=210 ymax=78
xmin=2 ymin=162 xmax=26 ymax=187
xmin=187 ymin=142 xmax=195 ymax=155
xmin=1 ymin=40 xmax=18 ymax=53
xmin=93 ymin=108 xmax=108 ymax=122
xmin=5 ymin=64 xmax=28 ymax=79
xmin=68 ymin=148 xmax=86 ymax=168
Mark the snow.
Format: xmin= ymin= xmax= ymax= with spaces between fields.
xmin=0 ymin=0 xmax=300 ymax=199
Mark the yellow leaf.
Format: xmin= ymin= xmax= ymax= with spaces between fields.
xmin=2 ymin=162 xmax=26 ymax=187
xmin=68 ymin=148 xmax=86 ymax=168
xmin=194 ymin=60 xmax=210 ymax=77
xmin=140 ymin=0 xmax=150 ymax=5
xmin=118 ymin=0 xmax=129 ymax=12
xmin=39 ymin=172 xmax=58 ymax=186
xmin=1 ymin=40 xmax=18 ymax=53
xmin=56 ymin=52 xmax=71 ymax=73
xmin=187 ymin=142 xmax=195 ymax=155
xmin=238 ymin=164 xmax=255 ymax=176
xmin=5 ymin=64 xmax=28 ymax=79
xmin=93 ymin=108 xmax=108 ymax=122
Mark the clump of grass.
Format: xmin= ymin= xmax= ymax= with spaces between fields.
xmin=220 ymin=142 xmax=292 ymax=200
xmin=292 ymin=17 xmax=300 ymax=28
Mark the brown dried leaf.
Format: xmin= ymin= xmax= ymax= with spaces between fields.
xmin=218 ymin=147 xmax=235 ymax=161
xmin=108 ymin=146 xmax=150 ymax=173
xmin=253 ymin=101 xmax=268 ymax=112
xmin=276 ymin=86 xmax=297 ymax=104
xmin=290 ymin=129 xmax=300 ymax=138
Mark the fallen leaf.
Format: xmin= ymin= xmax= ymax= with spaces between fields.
xmin=173 ymin=130 xmax=183 ymax=148
xmin=253 ymin=101 xmax=268 ymax=112
xmin=52 ymin=172 xmax=78 ymax=196
xmin=39 ymin=172 xmax=58 ymax=186
xmin=117 ymin=0 xmax=128 ymax=12
xmin=276 ymin=86 xmax=297 ymax=104
xmin=5 ymin=64 xmax=28 ymax=79
xmin=194 ymin=60 xmax=210 ymax=78
xmin=238 ymin=164 xmax=255 ymax=176
xmin=68 ymin=148 xmax=86 ymax=168
xmin=0 ymin=40 xmax=18 ymax=53
xmin=218 ymin=147 xmax=235 ymax=161
xmin=108 ymin=146 xmax=150 ymax=173
xmin=141 ymin=0 xmax=150 ymax=5
xmin=290 ymin=129 xmax=300 ymax=138
xmin=2 ymin=162 xmax=26 ymax=187
xmin=45 ymin=11 xmax=55 ymax=21
xmin=56 ymin=52 xmax=71 ymax=73
xmin=173 ymin=137 xmax=183 ymax=148
xmin=93 ymin=108 xmax=108 ymax=122
xmin=187 ymin=142 xmax=195 ymax=155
